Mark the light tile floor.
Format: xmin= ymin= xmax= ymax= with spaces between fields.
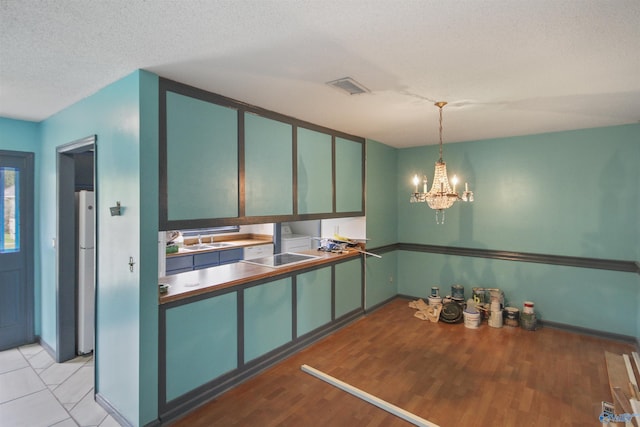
xmin=0 ymin=343 xmax=120 ymax=427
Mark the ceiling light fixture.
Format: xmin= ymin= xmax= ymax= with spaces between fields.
xmin=410 ymin=101 xmax=474 ymax=224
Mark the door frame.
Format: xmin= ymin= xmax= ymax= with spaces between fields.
xmin=56 ymin=135 xmax=96 ymax=362
xmin=0 ymin=150 xmax=35 ymax=350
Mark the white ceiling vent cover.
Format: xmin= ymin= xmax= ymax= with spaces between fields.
xmin=326 ymin=77 xmax=370 ymax=95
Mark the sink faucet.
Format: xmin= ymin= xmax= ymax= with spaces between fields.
xmin=198 ymin=234 xmax=202 ymax=245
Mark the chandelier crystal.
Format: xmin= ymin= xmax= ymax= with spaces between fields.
xmin=410 ymin=101 xmax=474 ymax=224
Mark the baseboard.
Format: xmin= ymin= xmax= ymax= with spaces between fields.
xmin=95 ymin=393 xmax=134 ymax=427
xmin=37 ymin=337 xmax=56 ymax=360
xmin=365 ymin=295 xmax=398 ymax=313
xmin=541 ymin=320 xmax=637 ymax=345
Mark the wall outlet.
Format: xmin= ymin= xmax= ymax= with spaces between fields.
xmin=389 ymin=276 xmax=393 ymax=283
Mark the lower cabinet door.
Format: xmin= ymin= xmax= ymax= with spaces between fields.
xmin=165 ymin=292 xmax=238 ymax=401
xmin=219 ymin=248 xmax=243 ymax=265
xmin=334 ymin=259 xmax=362 ymax=318
xmin=194 ymin=251 xmax=220 ymax=269
xmin=243 ymin=277 xmax=292 ymax=363
xmin=165 ymin=254 xmax=193 ymax=275
xmin=296 ymin=266 xmax=332 ymax=336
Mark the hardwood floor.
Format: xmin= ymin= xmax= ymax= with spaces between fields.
xmin=170 ymin=298 xmax=635 ymax=427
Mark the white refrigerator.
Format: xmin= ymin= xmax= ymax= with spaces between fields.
xmin=77 ymin=190 xmax=95 ymax=354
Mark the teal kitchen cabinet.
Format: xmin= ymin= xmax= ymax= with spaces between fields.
xmin=297 ymin=127 xmax=333 ymax=214
xmin=244 ymin=113 xmax=293 ymax=217
xmin=164 ymin=292 xmax=238 ymax=401
xmin=296 ymin=266 xmax=332 ymax=336
xmin=334 ymin=258 xmax=362 ymax=318
xmin=160 ymin=79 xmax=366 ymax=229
xmin=164 ymin=90 xmax=238 ymax=224
xmin=335 ymin=137 xmax=364 ymax=213
xmin=243 ymin=277 xmax=293 ymax=362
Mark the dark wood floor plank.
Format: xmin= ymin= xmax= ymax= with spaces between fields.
xmin=170 ymin=298 xmax=634 ymax=427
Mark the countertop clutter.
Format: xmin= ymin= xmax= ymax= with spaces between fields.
xmin=159 ymin=249 xmax=360 ymax=304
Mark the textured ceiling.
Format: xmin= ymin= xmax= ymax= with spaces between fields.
xmin=1 ymin=0 xmax=639 ymax=148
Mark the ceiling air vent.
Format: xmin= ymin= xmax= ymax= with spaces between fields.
xmin=326 ymin=77 xmax=370 ymax=95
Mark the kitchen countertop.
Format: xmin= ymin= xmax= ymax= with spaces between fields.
xmin=166 ymin=236 xmax=273 ymax=257
xmin=159 ymin=249 xmax=360 ymax=304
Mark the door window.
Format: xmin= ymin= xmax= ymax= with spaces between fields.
xmin=1 ymin=167 xmax=19 ymax=253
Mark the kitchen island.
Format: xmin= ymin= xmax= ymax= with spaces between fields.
xmin=158 ymin=248 xmax=364 ymax=423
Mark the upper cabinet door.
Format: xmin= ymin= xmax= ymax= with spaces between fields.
xmin=165 ymin=91 xmax=238 ymax=221
xmin=297 ymin=127 xmax=332 ymax=215
xmin=335 ymin=137 xmax=364 ymax=213
xmin=244 ymin=113 xmax=293 ymax=217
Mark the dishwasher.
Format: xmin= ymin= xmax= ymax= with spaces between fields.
xmin=243 ymin=243 xmax=274 ymax=260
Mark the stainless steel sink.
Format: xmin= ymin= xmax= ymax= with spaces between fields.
xmin=208 ymin=242 xmax=233 ymax=248
xmin=182 ymin=242 xmax=233 ymax=251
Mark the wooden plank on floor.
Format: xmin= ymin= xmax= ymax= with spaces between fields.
xmin=301 ymin=364 xmax=440 ymax=427
xmin=605 ymin=351 xmax=633 ymax=425
xmin=624 ymin=354 xmax=640 ymax=400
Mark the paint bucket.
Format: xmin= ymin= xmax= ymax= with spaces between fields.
xmin=488 ymin=289 xmax=505 ymax=308
xmin=504 ymin=307 xmax=520 ymax=327
xmin=463 ymin=310 xmax=481 ymax=329
xmin=488 ymin=309 xmax=503 ymax=328
xmin=523 ymin=301 xmax=535 ymax=314
xmin=431 ymin=286 xmax=440 ymax=297
xmin=451 ymin=284 xmax=464 ymax=300
xmin=428 ymin=296 xmax=443 ymax=307
xmin=521 ymin=312 xmax=537 ymax=331
xmin=472 ymin=287 xmax=486 ymax=304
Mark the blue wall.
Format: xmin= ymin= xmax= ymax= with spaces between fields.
xmin=396 ymin=124 xmax=640 ymax=337
xmin=0 ymin=118 xmax=41 ymax=335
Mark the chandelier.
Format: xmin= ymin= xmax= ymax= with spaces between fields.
xmin=410 ymin=101 xmax=474 ymax=224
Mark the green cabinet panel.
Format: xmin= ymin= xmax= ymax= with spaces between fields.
xmin=244 ymin=278 xmax=292 ymax=362
xmin=244 ymin=113 xmax=293 ymax=217
xmin=296 ymin=267 xmax=332 ymax=336
xmin=297 ymin=128 xmax=332 ymax=214
xmin=166 ymin=92 xmax=238 ymax=221
xmin=335 ymin=137 xmax=363 ymax=213
xmin=165 ymin=292 xmax=237 ymax=401
xmin=335 ymin=259 xmax=362 ymax=318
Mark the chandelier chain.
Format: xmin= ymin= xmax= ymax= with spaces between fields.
xmin=438 ymin=105 xmax=443 ymax=160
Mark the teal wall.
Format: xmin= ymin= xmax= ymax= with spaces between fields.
xmin=396 ymin=124 xmax=640 ymax=337
xmin=365 ymin=139 xmax=398 ymax=308
xmin=399 ymin=125 xmax=639 ymax=259
xmin=0 ymin=118 xmax=41 ymax=335
xmin=37 ymin=70 xmax=158 ymax=426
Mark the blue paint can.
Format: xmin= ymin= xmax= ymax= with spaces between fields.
xmin=451 ymin=284 xmax=464 ymax=300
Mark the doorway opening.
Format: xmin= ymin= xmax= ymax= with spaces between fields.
xmin=56 ymin=135 xmax=96 ymax=363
